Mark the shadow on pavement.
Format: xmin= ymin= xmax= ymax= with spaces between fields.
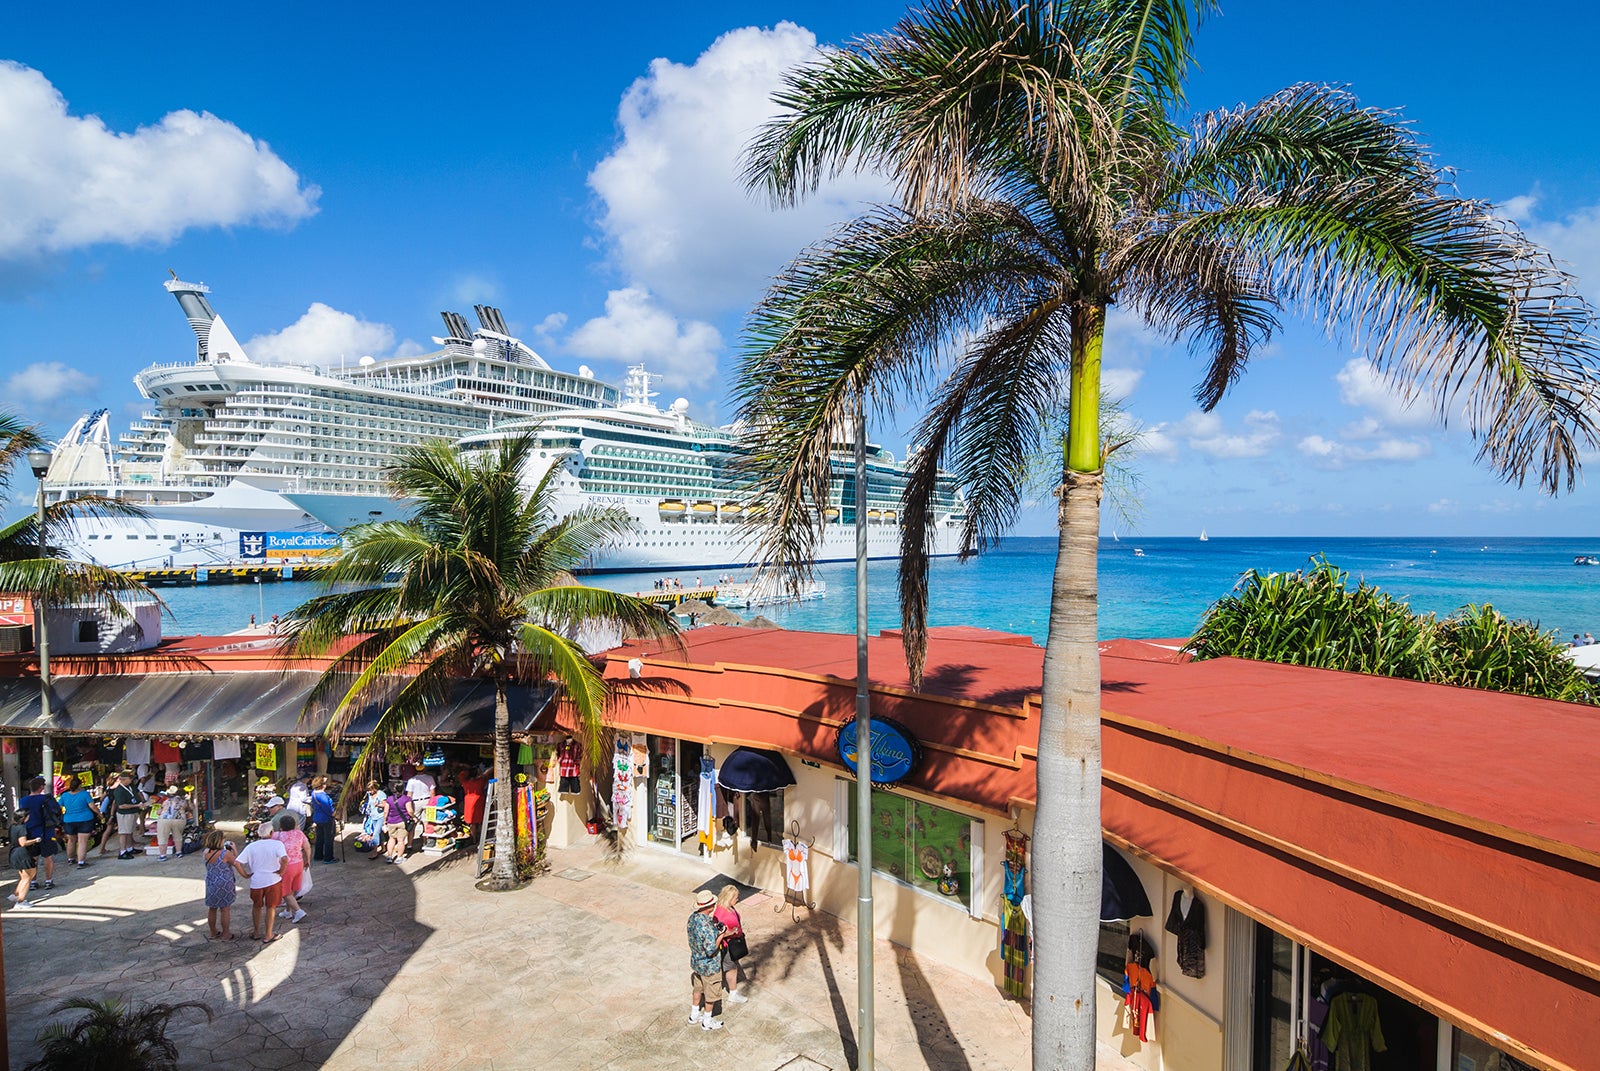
xmin=3 ymin=836 xmax=433 ymax=1068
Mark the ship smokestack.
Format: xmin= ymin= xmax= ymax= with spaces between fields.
xmin=164 ymin=273 xmax=218 ymax=362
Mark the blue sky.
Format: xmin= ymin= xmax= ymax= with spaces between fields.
xmin=3 ymin=1 xmax=1598 ymax=536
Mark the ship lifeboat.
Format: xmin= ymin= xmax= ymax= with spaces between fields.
xmin=823 ymin=507 xmax=840 ymax=521
xmin=692 ymin=501 xmax=717 ymax=521
xmin=883 ymin=510 xmax=898 ymax=523
xmin=719 ymin=503 xmax=744 ymax=520
xmin=867 ymin=509 xmax=883 ymax=523
xmin=659 ymin=499 xmax=687 ymax=518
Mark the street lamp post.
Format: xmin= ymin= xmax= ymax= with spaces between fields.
xmin=852 ymin=399 xmax=874 ymax=1071
xmin=27 ymin=448 xmax=52 ymax=786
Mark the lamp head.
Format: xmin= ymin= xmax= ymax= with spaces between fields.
xmin=27 ymin=448 xmax=52 ymax=479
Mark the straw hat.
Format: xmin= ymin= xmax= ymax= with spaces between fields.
xmin=694 ymin=890 xmax=717 ymax=909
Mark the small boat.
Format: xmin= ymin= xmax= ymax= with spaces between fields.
xmin=883 ymin=510 xmax=897 ymax=522
xmin=868 ymin=509 xmax=883 ymax=522
xmin=720 ymin=503 xmax=744 ymax=517
xmin=823 ymin=507 xmax=840 ymax=521
xmin=1133 ymin=548 xmax=1145 ymax=557
xmin=1575 ymin=556 xmax=1600 ymax=566
xmin=658 ymin=499 xmax=687 ymax=514
xmin=1199 ymin=528 xmax=1208 ymax=542
xmin=692 ymin=501 xmax=717 ymax=518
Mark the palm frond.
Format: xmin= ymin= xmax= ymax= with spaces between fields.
xmin=743 ymin=0 xmax=1117 ymax=215
xmin=517 ymin=622 xmax=610 ymax=763
xmin=0 ymin=558 xmax=162 ymax=620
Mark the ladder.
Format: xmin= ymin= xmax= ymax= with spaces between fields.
xmin=475 ymin=778 xmax=498 ymax=877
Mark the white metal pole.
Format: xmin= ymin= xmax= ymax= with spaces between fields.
xmin=35 ymin=467 xmax=51 ymax=783
xmin=853 ymin=397 xmax=874 ymax=1070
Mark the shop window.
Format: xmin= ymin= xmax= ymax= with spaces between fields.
xmin=1095 ymin=919 xmax=1129 ymax=985
xmin=76 ymin=620 xmax=100 ymax=643
xmin=843 ymin=780 xmax=976 ymax=909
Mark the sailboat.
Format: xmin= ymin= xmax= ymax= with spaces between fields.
xmin=1199 ymin=528 xmax=1209 ymax=542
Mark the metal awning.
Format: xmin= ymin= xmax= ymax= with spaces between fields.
xmin=0 ymin=672 xmax=558 ymax=739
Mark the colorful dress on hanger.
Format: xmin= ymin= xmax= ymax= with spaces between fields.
xmin=1122 ymin=933 xmax=1160 ymax=1042
xmin=612 ymin=741 xmax=633 ymax=830
xmin=783 ymin=835 xmax=810 ymax=905
xmin=1001 ymin=901 xmax=1029 ymax=997
xmin=1323 ymin=993 xmax=1386 ymax=1071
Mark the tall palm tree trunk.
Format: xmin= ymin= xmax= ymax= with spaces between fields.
xmin=1032 ymin=305 xmax=1106 ymax=1069
xmin=490 ymin=677 xmax=517 ymax=889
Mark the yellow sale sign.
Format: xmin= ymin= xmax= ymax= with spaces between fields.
xmin=255 ymin=742 xmax=277 ymax=771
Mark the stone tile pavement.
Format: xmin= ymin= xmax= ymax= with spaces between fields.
xmin=1 ymin=831 xmax=1140 ymax=1070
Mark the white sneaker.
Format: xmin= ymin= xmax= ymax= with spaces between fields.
xmin=688 ymin=1007 xmax=703 ymax=1025
xmin=277 ymin=909 xmax=291 ymax=919
xmin=12 ymin=899 xmax=32 ymax=909
xmin=291 ymin=909 xmax=307 ymax=923
xmin=700 ymin=1017 xmax=723 ymax=1031
xmin=726 ymin=991 xmax=749 ymax=1003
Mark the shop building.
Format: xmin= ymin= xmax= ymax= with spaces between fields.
xmin=581 ymin=625 xmax=1596 ymax=1071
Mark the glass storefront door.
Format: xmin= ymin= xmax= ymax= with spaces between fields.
xmin=647 ymin=735 xmax=677 ymax=846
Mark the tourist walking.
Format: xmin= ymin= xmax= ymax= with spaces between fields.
xmin=382 ymin=790 xmax=410 ymax=862
xmin=359 ymin=780 xmax=387 ymax=854
xmin=458 ymin=765 xmax=488 ymax=837
xmin=108 ymin=770 xmax=149 ymax=858
xmin=58 ymin=777 xmax=100 ymax=868
xmin=8 ymin=817 xmax=38 ymax=908
xmin=153 ymin=786 xmax=190 ymax=861
xmin=715 ymin=886 xmax=750 ymax=1003
xmin=403 ymin=768 xmax=436 ymax=851
xmin=271 ymin=812 xmax=311 ymax=923
xmin=310 ymin=776 xmax=339 ymax=862
xmin=202 ymin=830 xmax=238 ymax=939
xmin=233 ymin=824 xmax=288 ymax=942
xmin=16 ymin=776 xmax=63 ymax=890
xmin=688 ymin=889 xmax=726 ymax=1030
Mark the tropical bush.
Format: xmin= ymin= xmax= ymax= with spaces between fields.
xmin=24 ymin=998 xmax=210 ymax=1071
xmin=1187 ymin=558 xmax=1596 ymax=704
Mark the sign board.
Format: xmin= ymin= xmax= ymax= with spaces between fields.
xmin=837 ymin=716 xmax=921 ymax=785
xmin=52 ymin=761 xmax=63 ymax=777
xmin=239 ymin=531 xmax=342 ymax=560
xmin=255 ymin=742 xmax=278 ymax=771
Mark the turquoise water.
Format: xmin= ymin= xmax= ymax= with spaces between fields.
xmin=154 ymin=536 xmax=1600 ymax=644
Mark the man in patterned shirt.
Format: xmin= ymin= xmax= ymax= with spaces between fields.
xmin=687 ymin=890 xmax=725 ymax=1030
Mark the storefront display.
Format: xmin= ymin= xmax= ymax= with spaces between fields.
xmin=845 ymin=783 xmax=973 ymax=906
xmin=1000 ymin=828 xmax=1030 ymax=998
xmin=1163 ymin=889 xmax=1208 ymax=978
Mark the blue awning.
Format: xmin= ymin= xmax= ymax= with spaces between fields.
xmin=1102 ymin=843 xmax=1153 ymax=922
xmin=716 ymin=747 xmax=797 ymax=793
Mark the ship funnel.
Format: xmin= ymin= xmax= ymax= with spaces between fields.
xmin=164 ymin=276 xmax=218 ymax=362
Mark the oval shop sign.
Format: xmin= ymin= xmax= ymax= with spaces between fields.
xmin=836 ymin=716 xmax=920 ymax=785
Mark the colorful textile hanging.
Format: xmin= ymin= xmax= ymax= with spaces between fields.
xmin=1001 ymin=902 xmax=1030 ymax=997
xmin=612 ymin=738 xmax=634 ymax=829
xmin=697 ymin=755 xmax=717 ymax=851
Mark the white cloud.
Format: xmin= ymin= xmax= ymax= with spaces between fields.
xmin=1426 ymin=498 xmax=1457 ymax=514
xmin=245 ymin=303 xmax=397 ymax=366
xmin=0 ymin=62 xmax=318 ymax=260
xmin=1335 ymin=358 xmax=1430 ymax=429
xmin=588 ymin=23 xmax=890 ymax=316
xmin=531 ymin=312 xmax=568 ymax=351
xmin=1296 ymin=433 xmax=1431 ymax=468
xmin=1503 ymin=192 xmax=1600 ymax=298
xmin=564 ymin=288 xmax=722 ymax=388
xmin=3 ymin=361 xmax=99 ymax=419
xmin=1101 ymin=368 xmax=1143 ymax=402
xmin=1142 ymin=409 xmax=1281 ymax=460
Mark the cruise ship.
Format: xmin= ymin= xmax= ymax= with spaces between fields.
xmin=43 ymin=277 xmax=621 ymax=569
xmin=445 ymin=366 xmax=966 ymax=572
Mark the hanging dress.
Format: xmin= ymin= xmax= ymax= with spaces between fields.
xmin=697 ymin=756 xmax=717 ymax=851
xmin=783 ymin=836 xmax=811 ymax=906
xmin=612 ymin=741 xmax=633 ymax=830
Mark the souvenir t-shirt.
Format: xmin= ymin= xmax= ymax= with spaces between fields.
xmin=235 ymin=838 xmax=288 ymax=889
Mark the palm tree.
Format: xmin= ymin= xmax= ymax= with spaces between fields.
xmin=282 ymin=433 xmax=677 ymax=890
xmin=23 ymin=998 xmax=210 ymax=1071
xmin=734 ymin=2 xmax=1600 ymax=1065
xmin=0 ymin=412 xmax=156 ymax=625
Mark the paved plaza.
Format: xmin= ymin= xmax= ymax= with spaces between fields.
xmin=2 ymin=831 xmax=1135 ymax=1070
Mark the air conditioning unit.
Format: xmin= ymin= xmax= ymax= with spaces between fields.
xmin=0 ymin=624 xmax=33 ymax=654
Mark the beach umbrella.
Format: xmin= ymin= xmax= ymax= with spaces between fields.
xmin=675 ymin=599 xmax=716 ymax=615
xmin=693 ymin=606 xmax=745 ymax=626
xmin=743 ymin=615 xmax=783 ymax=629
xmin=716 ymin=747 xmax=797 ymax=793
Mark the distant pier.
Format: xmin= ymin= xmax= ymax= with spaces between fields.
xmin=121 ymin=562 xmax=339 ymax=586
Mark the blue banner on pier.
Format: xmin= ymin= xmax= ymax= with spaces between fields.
xmin=239 ymin=531 xmax=342 ymax=560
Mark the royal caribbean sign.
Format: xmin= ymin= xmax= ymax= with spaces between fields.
xmin=239 ymin=531 xmax=343 ymax=560
xmin=837 ymin=716 xmax=921 ymax=785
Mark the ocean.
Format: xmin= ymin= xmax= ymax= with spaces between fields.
xmin=151 ymin=535 xmax=1600 ymax=645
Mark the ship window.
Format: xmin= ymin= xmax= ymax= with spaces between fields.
xmin=184 ymin=385 xmax=196 ymax=391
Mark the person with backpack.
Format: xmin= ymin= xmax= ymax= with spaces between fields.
xmin=16 ymin=776 xmax=64 ymax=890
xmin=310 ymin=776 xmax=339 ymax=863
